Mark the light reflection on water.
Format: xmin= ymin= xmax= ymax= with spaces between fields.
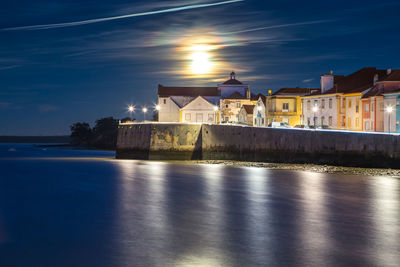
xmin=0 ymin=144 xmax=399 ymax=267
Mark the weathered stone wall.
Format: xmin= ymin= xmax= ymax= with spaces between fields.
xmin=201 ymin=125 xmax=400 ymax=168
xmin=117 ymin=123 xmax=202 ymax=160
xmin=117 ymin=123 xmax=400 ymax=168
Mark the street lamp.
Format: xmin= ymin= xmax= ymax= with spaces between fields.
xmin=156 ymin=105 xmax=161 ymax=111
xmin=213 ymin=106 xmax=218 ymax=124
xmin=312 ymin=106 xmax=318 ymax=127
xmin=128 ymin=105 xmax=134 ymax=120
xmin=386 ymin=106 xmax=393 ymax=133
xmin=142 ymin=107 xmax=148 ymax=121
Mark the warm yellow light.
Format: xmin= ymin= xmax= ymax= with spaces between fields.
xmin=190 ymin=51 xmax=212 ymax=75
xmin=386 ymin=106 xmax=393 ymax=113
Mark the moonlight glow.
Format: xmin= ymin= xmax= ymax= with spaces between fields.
xmin=189 ymin=45 xmax=213 ymax=75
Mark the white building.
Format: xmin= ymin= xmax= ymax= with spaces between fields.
xmin=253 ymin=95 xmax=266 ymax=127
xmin=157 ymin=85 xmax=219 ymax=122
xmin=180 ymin=96 xmax=219 ymax=123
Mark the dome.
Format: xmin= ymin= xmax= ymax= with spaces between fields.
xmin=223 ymin=79 xmax=243 ymax=85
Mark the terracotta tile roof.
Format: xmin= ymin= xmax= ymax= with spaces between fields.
xmin=324 ymin=68 xmax=388 ymax=95
xmin=273 ymin=87 xmax=320 ymax=96
xmin=225 ymin=91 xmax=246 ymax=99
xmin=385 ymin=70 xmax=400 ymax=81
xmin=242 ymin=105 xmax=254 ymax=114
xmin=158 ymin=84 xmax=219 ymax=97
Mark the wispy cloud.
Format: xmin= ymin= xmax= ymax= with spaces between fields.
xmin=0 ymin=65 xmax=21 ymax=71
xmin=302 ymin=78 xmax=314 ymax=83
xmin=0 ymin=0 xmax=244 ymax=31
xmin=214 ymin=20 xmax=332 ymax=35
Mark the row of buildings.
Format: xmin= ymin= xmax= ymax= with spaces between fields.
xmin=157 ymin=69 xmax=400 ymax=133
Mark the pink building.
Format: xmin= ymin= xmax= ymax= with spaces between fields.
xmin=362 ymin=69 xmax=400 ymax=131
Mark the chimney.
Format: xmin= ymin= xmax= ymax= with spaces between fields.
xmin=320 ymin=71 xmax=334 ymax=94
xmin=246 ymin=89 xmax=251 ymax=99
xmin=387 ymin=68 xmax=392 ymax=75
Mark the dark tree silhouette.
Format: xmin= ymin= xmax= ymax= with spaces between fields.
xmin=91 ymin=117 xmax=119 ymax=149
xmin=70 ymin=122 xmax=92 ymax=146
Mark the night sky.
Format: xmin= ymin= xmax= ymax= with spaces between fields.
xmin=1 ymin=0 xmax=400 ymax=135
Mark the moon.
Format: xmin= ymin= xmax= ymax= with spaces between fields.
xmin=190 ymin=46 xmax=212 ymax=75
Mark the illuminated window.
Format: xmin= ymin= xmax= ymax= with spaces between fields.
xmin=314 ymin=100 xmax=318 ymax=107
xmin=283 ymin=103 xmax=289 ymax=111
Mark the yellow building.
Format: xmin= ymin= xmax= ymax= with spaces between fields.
xmin=266 ymin=88 xmax=320 ymax=126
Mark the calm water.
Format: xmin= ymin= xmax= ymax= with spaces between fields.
xmin=0 ymin=144 xmax=399 ymax=267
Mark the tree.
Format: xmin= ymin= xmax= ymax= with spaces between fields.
xmin=70 ymin=122 xmax=92 ymax=146
xmin=91 ymin=117 xmax=119 ymax=149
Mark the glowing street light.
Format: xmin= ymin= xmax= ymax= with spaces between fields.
xmin=142 ymin=107 xmax=148 ymax=121
xmin=128 ymin=105 xmax=135 ymax=120
xmin=156 ymin=105 xmax=161 ymax=111
xmin=386 ymin=106 xmax=393 ymax=133
xmin=213 ymin=106 xmax=218 ymax=124
xmin=312 ymin=106 xmax=318 ymax=127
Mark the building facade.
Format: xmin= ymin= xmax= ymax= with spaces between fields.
xmin=302 ymin=68 xmax=388 ymax=130
xmin=266 ymin=88 xmax=320 ymax=126
xmin=238 ymin=105 xmax=255 ymax=126
xmin=180 ymin=96 xmax=219 ymax=124
xmin=362 ymin=69 xmax=400 ymax=132
xmin=253 ymin=95 xmax=266 ymax=127
xmin=218 ymin=72 xmax=253 ymax=123
xmin=158 ymin=85 xmax=219 ymax=122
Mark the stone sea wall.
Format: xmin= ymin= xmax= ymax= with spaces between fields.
xmin=116 ymin=123 xmax=400 ymax=168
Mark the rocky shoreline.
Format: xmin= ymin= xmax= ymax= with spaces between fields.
xmin=191 ymin=160 xmax=400 ymax=177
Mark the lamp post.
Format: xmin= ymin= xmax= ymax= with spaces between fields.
xmin=386 ymin=106 xmax=393 ymax=133
xmin=213 ymin=106 xmax=218 ymax=124
xmin=312 ymin=106 xmax=318 ymax=127
xmin=142 ymin=107 xmax=147 ymax=121
xmin=128 ymin=105 xmax=134 ymax=121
